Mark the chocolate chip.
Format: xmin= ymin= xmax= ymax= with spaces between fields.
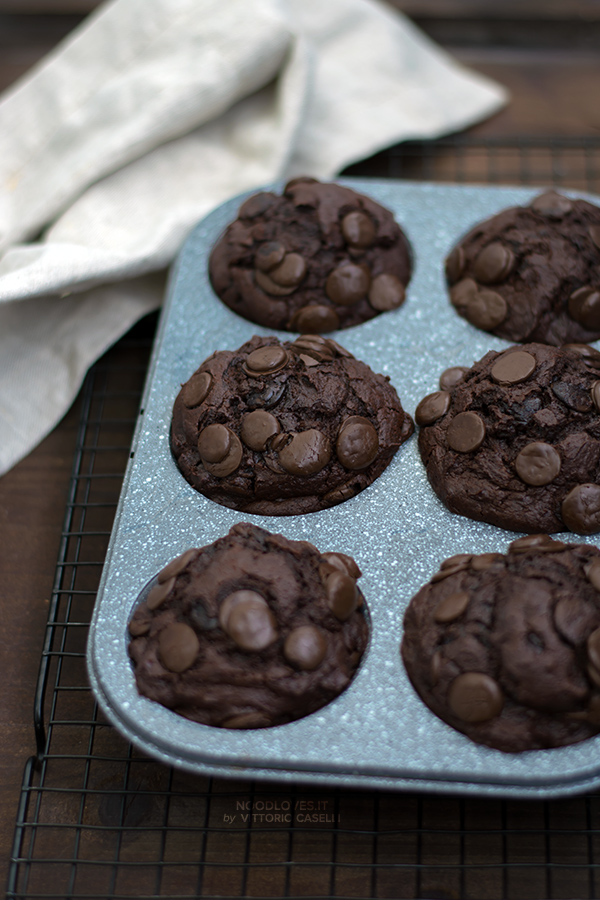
xmin=530 ymin=190 xmax=573 ymax=218
xmin=585 ymin=558 xmax=600 ymax=592
xmin=278 ymin=429 xmax=332 ymax=476
xmin=415 ymin=391 xmax=451 ymax=426
xmin=198 ymin=424 xmax=243 ymax=477
xmin=470 ymin=553 xmax=504 ymax=571
xmin=240 ymin=410 xmax=280 ymax=451
xmin=568 ymin=287 xmax=600 ymax=330
xmin=587 ymin=562 xmax=600 ymax=608
xmin=326 ymin=263 xmax=370 ymax=306
xmin=447 ymin=411 xmax=486 ymax=453
xmin=439 ymin=366 xmax=469 ymax=391
xmin=291 ymin=334 xmax=335 ymax=362
xmin=158 ymin=549 xmax=197 ymax=584
xmin=326 ymin=570 xmax=359 ymax=621
xmin=289 ymin=305 xmax=340 ymax=333
xmin=451 ymin=278 xmax=508 ymax=331
xmin=431 ymin=559 xmax=470 ymax=582
xmin=245 ymin=346 xmax=290 ymax=375
xmin=321 ymin=551 xmax=361 ymax=579
xmin=182 ymin=371 xmax=213 ymax=408
xmin=268 ymin=252 xmax=307 ymax=287
xmin=158 ymin=623 xmax=200 ymax=673
xmin=341 ymin=211 xmax=376 ymax=248
xmin=434 ymin=590 xmax=470 ymax=623
xmin=255 ymin=241 xmax=286 ymax=272
xmin=472 ymin=242 xmax=515 ymax=284
xmin=147 ymin=576 xmax=176 ymax=611
xmin=445 ymin=246 xmax=465 ymax=284
xmin=590 ymin=225 xmax=600 ymax=250
xmin=284 ymin=625 xmax=328 ymax=670
xmin=128 ymin=608 xmax=151 ymax=636
xmin=561 ymin=484 xmax=600 ymax=534
xmin=515 ymin=441 xmax=561 ymax=486
xmin=219 ymin=590 xmax=277 ymax=652
xmin=588 ymin=627 xmax=600 ymax=672
xmin=509 ymin=534 xmax=567 ymax=554
xmin=336 ymin=416 xmax=379 ymax=469
xmin=563 ymin=344 xmax=600 ymax=370
xmin=592 ymin=382 xmax=600 ymax=413
xmin=368 ymin=274 xmax=406 ymax=311
xmin=222 ymin=712 xmax=272 ymax=729
xmin=552 ymin=381 xmax=593 ymax=412
xmin=441 ymin=554 xmax=473 ymax=569
xmin=239 ymin=192 xmax=277 ymax=218
xmin=254 ymin=269 xmax=297 ymax=296
xmin=491 ymin=350 xmax=536 ymax=385
xmin=448 ymin=672 xmax=504 ymax=723
xmin=246 ymin=381 xmax=286 ymax=410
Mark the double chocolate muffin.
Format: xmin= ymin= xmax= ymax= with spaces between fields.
xmin=128 ymin=523 xmax=369 ymax=729
xmin=417 ymin=342 xmax=600 ymax=535
xmin=445 ymin=190 xmax=600 ymax=346
xmin=209 ymin=177 xmax=412 ymax=332
xmin=171 ymin=334 xmax=414 ymax=515
xmin=401 ymin=535 xmax=600 ymax=753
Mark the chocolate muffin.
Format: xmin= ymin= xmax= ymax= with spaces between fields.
xmin=445 ymin=190 xmax=600 ymax=346
xmin=208 ymin=177 xmax=412 ymax=332
xmin=128 ymin=523 xmax=369 ymax=729
xmin=417 ymin=342 xmax=600 ymax=535
xmin=401 ymin=535 xmax=600 ymax=753
xmin=171 ymin=334 xmax=414 ymax=515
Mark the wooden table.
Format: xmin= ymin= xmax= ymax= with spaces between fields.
xmin=1 ymin=3 xmax=599 ymax=897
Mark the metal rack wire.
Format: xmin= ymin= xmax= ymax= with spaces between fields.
xmin=7 ymin=136 xmax=600 ymax=900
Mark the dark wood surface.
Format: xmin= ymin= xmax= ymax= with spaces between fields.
xmin=0 ymin=3 xmax=599 ymax=894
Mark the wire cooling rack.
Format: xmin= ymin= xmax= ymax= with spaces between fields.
xmin=7 ymin=136 xmax=600 ymax=900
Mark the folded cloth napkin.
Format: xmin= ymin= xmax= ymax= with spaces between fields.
xmin=0 ymin=0 xmax=507 ymax=476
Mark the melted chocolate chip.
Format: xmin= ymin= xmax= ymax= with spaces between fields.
xmin=561 ymin=484 xmax=600 ymax=534
xmin=326 ymin=570 xmax=359 ymax=621
xmin=326 ymin=263 xmax=370 ymax=305
xmin=434 ymin=590 xmax=470 ymax=623
xmin=439 ymin=366 xmax=469 ymax=391
xmin=239 ymin=192 xmax=277 ymax=218
xmin=240 ymin=410 xmax=281 ymax=451
xmin=158 ymin=549 xmax=197 ymax=584
xmin=158 ymin=623 xmax=200 ymax=673
xmin=491 ymin=350 xmax=536 ymax=384
xmin=219 ymin=590 xmax=277 ymax=652
xmin=415 ymin=391 xmax=451 ymax=426
xmin=284 ymin=625 xmax=328 ymax=670
xmin=472 ymin=242 xmax=515 ymax=284
xmin=551 ymin=381 xmax=593 ymax=412
xmin=268 ymin=252 xmax=307 ymax=287
xmin=470 ymin=553 xmax=504 ymax=571
xmin=341 ymin=211 xmax=376 ymax=248
xmin=255 ymin=241 xmax=286 ymax=272
xmin=245 ymin=346 xmax=289 ymax=375
xmin=321 ymin=551 xmax=361 ymax=579
xmin=278 ymin=430 xmax=332 ymax=476
xmin=198 ymin=425 xmax=243 ymax=477
xmin=447 ymin=412 xmax=486 ymax=453
xmin=254 ymin=269 xmax=297 ymax=296
xmin=182 ymin=372 xmax=213 ymax=408
xmin=509 ymin=534 xmax=566 ymax=554
xmin=530 ymin=190 xmax=573 ymax=218
xmin=568 ymin=287 xmax=600 ymax=330
xmin=147 ymin=576 xmax=176 ymax=611
xmin=448 ymin=672 xmax=504 ymax=723
xmin=368 ymin=274 xmax=405 ymax=311
xmin=336 ymin=416 xmax=379 ymax=470
xmin=592 ymin=381 xmax=600 ymax=413
xmin=515 ymin=442 xmax=561 ymax=486
xmin=290 ymin=305 xmax=340 ymax=333
xmin=445 ymin=246 xmax=465 ymax=284
xmin=245 ymin=381 xmax=286 ymax=410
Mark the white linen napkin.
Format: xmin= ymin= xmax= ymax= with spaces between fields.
xmin=0 ymin=0 xmax=507 ymax=476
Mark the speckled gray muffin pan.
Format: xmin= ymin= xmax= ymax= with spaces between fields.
xmin=87 ymin=179 xmax=600 ymax=798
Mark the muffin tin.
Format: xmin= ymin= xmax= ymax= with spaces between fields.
xmin=87 ymin=179 xmax=600 ymax=798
